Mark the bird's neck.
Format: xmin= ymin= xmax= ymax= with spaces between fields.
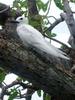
xmin=18 ymin=22 xmax=26 ymax=26
xmin=18 ymin=21 xmax=29 ymax=26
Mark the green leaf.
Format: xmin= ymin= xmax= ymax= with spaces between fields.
xmin=19 ymin=0 xmax=27 ymax=9
xmin=13 ymin=0 xmax=27 ymax=9
xmin=45 ymin=94 xmax=51 ymax=100
xmin=44 ymin=26 xmax=56 ymax=38
xmin=13 ymin=0 xmax=19 ymax=8
xmin=36 ymin=0 xmax=43 ymax=10
xmin=43 ymin=92 xmax=51 ymax=100
xmin=36 ymin=0 xmax=48 ymax=12
xmin=0 ymin=68 xmax=6 ymax=83
xmin=51 ymin=33 xmax=56 ymax=37
xmin=8 ymin=88 xmax=18 ymax=100
xmin=43 ymin=1 xmax=49 ymax=12
xmin=37 ymin=90 xmax=41 ymax=97
xmin=54 ymin=0 xmax=63 ymax=10
xmin=70 ymin=0 xmax=75 ymax=2
xmin=12 ymin=0 xmax=28 ymax=17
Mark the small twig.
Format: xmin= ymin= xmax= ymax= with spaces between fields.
xmin=47 ymin=16 xmax=57 ymax=20
xmin=42 ymin=15 xmax=57 ymax=20
xmin=46 ymin=18 xmax=52 ymax=25
xmin=45 ymin=0 xmax=52 ymax=16
xmin=15 ymin=92 xmax=33 ymax=99
xmin=50 ymin=37 xmax=69 ymax=47
xmin=43 ymin=17 xmax=64 ymax=33
xmin=46 ymin=16 xmax=57 ymax=26
xmin=43 ymin=34 xmax=69 ymax=48
xmin=0 ymin=80 xmax=39 ymax=99
xmin=2 ymin=82 xmax=7 ymax=86
xmin=20 ymin=82 xmax=38 ymax=90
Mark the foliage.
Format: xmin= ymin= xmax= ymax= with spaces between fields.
xmin=8 ymin=88 xmax=18 ymax=100
xmin=37 ymin=90 xmax=42 ymax=97
xmin=70 ymin=0 xmax=75 ymax=2
xmin=54 ymin=0 xmax=63 ymax=10
xmin=54 ymin=0 xmax=75 ymax=10
xmin=13 ymin=0 xmax=49 ymax=13
xmin=37 ymin=90 xmax=51 ymax=100
xmin=43 ymin=92 xmax=51 ymax=100
xmin=0 ymin=68 xmax=6 ymax=83
xmin=36 ymin=0 xmax=49 ymax=12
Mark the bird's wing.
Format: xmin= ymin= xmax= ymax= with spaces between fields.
xmin=45 ymin=40 xmax=67 ymax=56
xmin=17 ymin=24 xmax=69 ymax=60
xmin=17 ymin=24 xmax=47 ymax=47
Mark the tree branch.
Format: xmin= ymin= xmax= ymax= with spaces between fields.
xmin=27 ymin=0 xmax=42 ymax=32
xmin=61 ymin=0 xmax=75 ymax=49
xmin=43 ymin=17 xmax=64 ymax=33
xmin=43 ymin=34 xmax=69 ymax=49
xmin=0 ymin=20 xmax=75 ymax=96
xmin=0 ymin=3 xmax=10 ymax=25
xmin=0 ymin=80 xmax=37 ymax=99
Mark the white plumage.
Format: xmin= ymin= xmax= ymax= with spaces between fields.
xmin=14 ymin=16 xmax=69 ymax=60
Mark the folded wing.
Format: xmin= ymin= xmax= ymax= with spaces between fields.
xmin=17 ymin=24 xmax=69 ymax=60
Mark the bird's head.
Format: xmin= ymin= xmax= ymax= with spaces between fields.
xmin=16 ymin=16 xmax=28 ymax=24
xmin=10 ymin=16 xmax=28 ymax=24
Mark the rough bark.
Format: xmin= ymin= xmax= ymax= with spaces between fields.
xmin=27 ymin=0 xmax=42 ymax=32
xmin=0 ymin=14 xmax=75 ymax=97
xmin=61 ymin=0 xmax=75 ymax=49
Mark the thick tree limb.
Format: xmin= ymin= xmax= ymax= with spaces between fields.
xmin=0 ymin=21 xmax=75 ymax=96
xmin=27 ymin=0 xmax=38 ymax=15
xmin=0 ymin=3 xmax=10 ymax=25
xmin=61 ymin=0 xmax=75 ymax=49
xmin=27 ymin=0 xmax=42 ymax=32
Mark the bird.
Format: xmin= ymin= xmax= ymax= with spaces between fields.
xmin=10 ymin=16 xmax=69 ymax=60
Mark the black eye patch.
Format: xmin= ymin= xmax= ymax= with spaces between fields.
xmin=20 ymin=18 xmax=23 ymax=20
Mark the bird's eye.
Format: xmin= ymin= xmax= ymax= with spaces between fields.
xmin=20 ymin=18 xmax=23 ymax=20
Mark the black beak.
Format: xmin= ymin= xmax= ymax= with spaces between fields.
xmin=9 ymin=20 xmax=19 ymax=23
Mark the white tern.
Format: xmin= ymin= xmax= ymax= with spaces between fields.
xmin=11 ymin=16 xmax=69 ymax=60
